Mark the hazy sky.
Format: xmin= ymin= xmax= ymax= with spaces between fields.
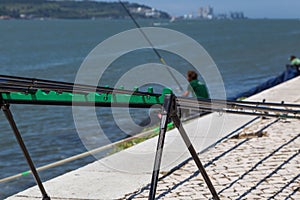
xmin=106 ymin=0 xmax=300 ymax=19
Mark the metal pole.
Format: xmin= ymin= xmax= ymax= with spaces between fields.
xmin=1 ymin=104 xmax=50 ymax=200
xmin=148 ymin=94 xmax=174 ymax=200
xmin=172 ymin=114 xmax=220 ymax=200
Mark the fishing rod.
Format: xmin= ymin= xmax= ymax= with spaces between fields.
xmin=118 ymin=0 xmax=184 ymax=92
xmin=177 ymin=97 xmax=300 ymax=119
xmin=0 ymin=74 xmax=168 ymax=108
xmin=179 ymin=104 xmax=300 ymax=119
xmin=179 ymin=96 xmax=300 ymax=108
xmin=1 ymin=74 xmax=300 ymax=119
xmin=178 ymin=98 xmax=300 ymax=113
xmin=0 ymin=74 xmax=161 ymax=97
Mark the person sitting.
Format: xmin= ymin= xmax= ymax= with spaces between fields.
xmin=182 ymin=70 xmax=209 ymax=98
xmin=289 ymin=55 xmax=300 ymax=74
xmin=290 ymin=55 xmax=300 ymax=66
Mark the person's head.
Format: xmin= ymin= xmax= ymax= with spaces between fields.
xmin=290 ymin=55 xmax=296 ymax=61
xmin=187 ymin=70 xmax=198 ymax=82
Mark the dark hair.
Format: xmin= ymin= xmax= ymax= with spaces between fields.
xmin=187 ymin=70 xmax=198 ymax=82
xmin=290 ymin=55 xmax=296 ymax=61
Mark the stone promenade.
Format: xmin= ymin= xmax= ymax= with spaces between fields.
xmin=122 ymin=77 xmax=300 ymax=200
xmin=124 ymin=117 xmax=300 ymax=199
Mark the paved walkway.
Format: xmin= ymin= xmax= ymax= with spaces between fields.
xmin=124 ymin=117 xmax=300 ymax=199
xmin=7 ymin=77 xmax=300 ymax=199
xmin=123 ymin=77 xmax=300 ymax=200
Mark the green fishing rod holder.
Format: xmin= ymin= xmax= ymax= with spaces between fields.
xmin=0 ymin=87 xmax=171 ymax=107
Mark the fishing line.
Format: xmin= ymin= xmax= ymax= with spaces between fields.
xmin=118 ymin=0 xmax=184 ymax=92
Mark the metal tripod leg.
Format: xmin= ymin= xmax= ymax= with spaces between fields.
xmin=172 ymin=114 xmax=220 ymax=200
xmin=1 ymin=104 xmax=50 ymax=200
xmin=149 ymin=94 xmax=174 ymax=200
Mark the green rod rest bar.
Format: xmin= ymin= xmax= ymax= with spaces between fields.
xmin=0 ymin=88 xmax=173 ymax=107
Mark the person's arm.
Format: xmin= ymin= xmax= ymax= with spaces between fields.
xmin=182 ymin=83 xmax=192 ymax=97
xmin=182 ymin=90 xmax=189 ymax=97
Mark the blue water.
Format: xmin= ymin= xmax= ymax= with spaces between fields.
xmin=0 ymin=19 xmax=299 ymax=198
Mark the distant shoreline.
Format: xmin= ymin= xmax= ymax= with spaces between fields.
xmin=0 ymin=0 xmax=170 ymax=20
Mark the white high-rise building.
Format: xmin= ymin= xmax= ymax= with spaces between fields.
xmin=198 ymin=6 xmax=214 ymax=19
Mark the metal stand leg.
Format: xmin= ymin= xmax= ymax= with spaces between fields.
xmin=172 ymin=114 xmax=220 ymax=200
xmin=148 ymin=94 xmax=220 ymax=200
xmin=1 ymin=104 xmax=50 ymax=200
xmin=149 ymin=94 xmax=175 ymax=200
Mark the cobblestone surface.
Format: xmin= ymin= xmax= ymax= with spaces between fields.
xmin=123 ymin=117 xmax=300 ymax=199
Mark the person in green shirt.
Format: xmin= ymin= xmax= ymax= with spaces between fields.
xmin=182 ymin=70 xmax=209 ymax=98
xmin=290 ymin=55 xmax=300 ymax=66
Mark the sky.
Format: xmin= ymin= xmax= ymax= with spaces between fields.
xmin=104 ymin=0 xmax=300 ymax=19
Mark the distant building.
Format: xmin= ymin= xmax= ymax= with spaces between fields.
xmin=183 ymin=13 xmax=194 ymax=19
xmin=131 ymin=7 xmax=161 ymax=18
xmin=215 ymin=12 xmax=246 ymax=20
xmin=216 ymin=14 xmax=228 ymax=19
xmin=179 ymin=5 xmax=246 ymax=20
xmin=197 ymin=6 xmax=214 ymax=19
xmin=230 ymin=12 xmax=245 ymax=19
xmin=145 ymin=8 xmax=161 ymax=18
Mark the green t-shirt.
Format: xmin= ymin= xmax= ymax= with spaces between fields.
xmin=291 ymin=58 xmax=300 ymax=65
xmin=188 ymin=80 xmax=209 ymax=98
